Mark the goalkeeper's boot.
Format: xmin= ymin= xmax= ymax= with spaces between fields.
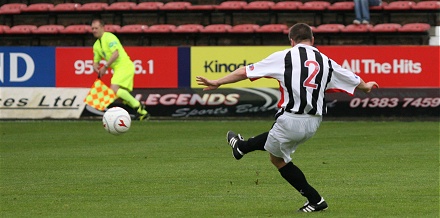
xmin=226 ymin=131 xmax=244 ymax=160
xmin=135 ymin=102 xmax=150 ymax=121
xmin=297 ymin=198 xmax=328 ymax=213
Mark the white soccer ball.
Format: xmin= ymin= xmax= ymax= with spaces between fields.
xmin=102 ymin=107 xmax=131 ymax=135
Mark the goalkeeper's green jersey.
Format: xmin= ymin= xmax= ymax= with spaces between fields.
xmin=93 ymin=32 xmax=132 ymax=68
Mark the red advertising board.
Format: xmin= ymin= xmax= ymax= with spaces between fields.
xmin=317 ymin=46 xmax=440 ymax=88
xmin=56 ymin=47 xmax=178 ymax=88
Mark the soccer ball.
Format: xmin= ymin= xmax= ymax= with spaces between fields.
xmin=102 ymin=107 xmax=131 ymax=135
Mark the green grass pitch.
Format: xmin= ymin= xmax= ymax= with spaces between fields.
xmin=0 ymin=120 xmax=438 ymax=217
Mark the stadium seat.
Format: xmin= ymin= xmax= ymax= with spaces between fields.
xmin=215 ymin=1 xmax=248 ymax=25
xmin=144 ymin=24 xmax=176 ymax=33
xmin=412 ymin=1 xmax=440 ymax=10
xmin=383 ymin=1 xmax=415 ymax=10
xmin=60 ymin=25 xmax=92 ymax=34
xmin=327 ymin=2 xmax=355 ymax=25
xmin=131 ymin=2 xmax=164 ymax=10
xmin=4 ymin=25 xmax=37 ymax=34
xmin=398 ymin=23 xmax=431 ymax=32
xmin=160 ymin=2 xmax=191 ymax=10
xmin=313 ymin=24 xmax=345 ymax=33
xmin=283 ymin=26 xmax=317 ymax=34
xmin=105 ymin=2 xmax=136 ymax=11
xmin=0 ymin=25 xmax=11 ymax=33
xmin=228 ymin=24 xmax=259 ymax=33
xmin=369 ymin=23 xmax=401 ymax=32
xmin=243 ymin=1 xmax=275 ymax=10
xmin=0 ymin=3 xmax=26 ymax=14
xmin=270 ymin=1 xmax=302 ymax=24
xmin=341 ymin=24 xmax=371 ymax=33
xmin=172 ymin=24 xmax=204 ymax=33
xmin=104 ymin=24 xmax=121 ymax=33
xmin=256 ymin=24 xmax=288 ymax=33
xmin=297 ymin=1 xmax=331 ymax=10
xmin=50 ymin=3 xmax=80 ymax=12
xmin=21 ymin=3 xmax=54 ymax=12
xmin=76 ymin=3 xmax=108 ymax=11
xmin=200 ymin=24 xmax=232 ymax=33
xmin=32 ymin=25 xmax=64 ymax=34
xmin=397 ymin=23 xmax=431 ymax=44
xmin=270 ymin=1 xmax=302 ymax=10
xmin=117 ymin=24 xmax=148 ymax=33
xmin=370 ymin=2 xmax=386 ymax=11
xmin=327 ymin=2 xmax=355 ymax=11
xmin=187 ymin=4 xmax=215 ymax=10
xmin=215 ymin=1 xmax=248 ymax=10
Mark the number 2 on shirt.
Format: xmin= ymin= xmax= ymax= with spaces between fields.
xmin=303 ymin=60 xmax=319 ymax=89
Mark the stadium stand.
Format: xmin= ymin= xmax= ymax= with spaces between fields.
xmin=32 ymin=24 xmax=64 ymax=34
xmin=117 ymin=24 xmax=147 ymax=33
xmin=0 ymin=25 xmax=10 ymax=34
xmin=50 ymin=3 xmax=80 ymax=12
xmin=256 ymin=23 xmax=288 ymax=33
xmin=0 ymin=3 xmax=26 ymax=14
xmin=243 ymin=1 xmax=276 ymax=10
xmin=4 ymin=24 xmax=37 ymax=34
xmin=172 ymin=23 xmax=204 ymax=33
xmin=20 ymin=3 xmax=54 ymax=12
xmin=103 ymin=24 xmax=121 ymax=33
xmin=0 ymin=0 xmax=438 ymax=46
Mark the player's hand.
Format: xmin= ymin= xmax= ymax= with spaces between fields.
xmin=98 ymin=67 xmax=107 ymax=79
xmin=363 ymin=81 xmax=379 ymax=93
xmin=196 ymin=76 xmax=219 ymax=91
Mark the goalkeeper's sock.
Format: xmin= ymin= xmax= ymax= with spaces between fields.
xmin=116 ymin=89 xmax=140 ymax=109
xmin=279 ymin=162 xmax=322 ymax=204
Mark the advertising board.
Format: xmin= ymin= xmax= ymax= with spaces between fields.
xmin=80 ymin=88 xmax=439 ymax=118
xmin=0 ymin=45 xmax=437 ymax=119
xmin=0 ymin=47 xmax=55 ymax=87
xmin=55 ymin=47 xmax=178 ymax=88
xmin=190 ymin=46 xmax=284 ymax=88
xmin=0 ymin=87 xmax=89 ymax=119
xmin=318 ymin=46 xmax=439 ymax=88
xmin=190 ymin=46 xmax=439 ymax=89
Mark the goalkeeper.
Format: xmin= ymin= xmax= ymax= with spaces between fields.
xmin=91 ymin=18 xmax=149 ymax=120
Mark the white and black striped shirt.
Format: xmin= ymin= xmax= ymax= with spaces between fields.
xmin=246 ymin=44 xmax=361 ymax=116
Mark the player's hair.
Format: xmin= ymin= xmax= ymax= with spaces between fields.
xmin=288 ymin=23 xmax=313 ymax=43
xmin=91 ymin=18 xmax=105 ymax=27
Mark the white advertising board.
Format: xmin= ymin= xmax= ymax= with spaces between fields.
xmin=0 ymin=88 xmax=89 ymax=119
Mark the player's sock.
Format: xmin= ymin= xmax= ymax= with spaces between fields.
xmin=238 ymin=132 xmax=268 ymax=154
xmin=116 ymin=89 xmax=140 ymax=108
xmin=279 ymin=162 xmax=322 ymax=204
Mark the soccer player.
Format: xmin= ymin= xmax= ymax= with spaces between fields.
xmin=91 ymin=19 xmax=149 ymax=120
xmin=196 ymin=23 xmax=379 ymax=213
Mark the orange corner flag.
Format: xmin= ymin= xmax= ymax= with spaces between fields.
xmin=84 ymin=79 xmax=116 ymax=111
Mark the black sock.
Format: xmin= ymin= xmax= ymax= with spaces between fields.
xmin=278 ymin=162 xmax=322 ymax=204
xmin=238 ymin=132 xmax=268 ymax=154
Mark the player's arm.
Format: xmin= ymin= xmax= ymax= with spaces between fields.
xmin=98 ymin=50 xmax=119 ymax=78
xmin=93 ymin=46 xmax=102 ymax=73
xmin=327 ymin=59 xmax=378 ymax=95
xmin=105 ymin=36 xmax=122 ymax=68
xmin=356 ymin=78 xmax=379 ymax=93
xmin=196 ymin=66 xmax=247 ymax=91
xmin=105 ymin=50 xmax=119 ymax=68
